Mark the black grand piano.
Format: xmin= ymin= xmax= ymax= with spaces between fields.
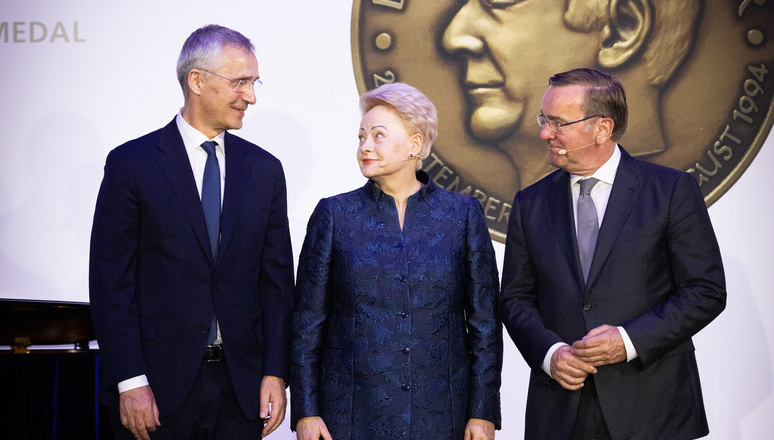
xmin=0 ymin=299 xmax=113 ymax=439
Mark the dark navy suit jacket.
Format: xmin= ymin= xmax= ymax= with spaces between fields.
xmin=500 ymin=147 xmax=726 ymax=439
xmin=89 ymin=119 xmax=294 ymax=418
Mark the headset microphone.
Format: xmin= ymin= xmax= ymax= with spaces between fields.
xmin=558 ymin=141 xmax=597 ymax=155
xmin=377 ymin=155 xmax=421 ymax=167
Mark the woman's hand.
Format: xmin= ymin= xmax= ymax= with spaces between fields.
xmin=464 ymin=418 xmax=495 ymax=440
xmin=296 ymin=416 xmax=333 ymax=440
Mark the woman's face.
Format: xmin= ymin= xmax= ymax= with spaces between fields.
xmin=357 ymin=105 xmax=419 ymax=180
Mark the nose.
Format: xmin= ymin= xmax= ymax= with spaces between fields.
xmin=442 ymin=1 xmax=486 ymax=56
xmin=540 ymin=124 xmax=556 ymax=141
xmin=359 ymin=140 xmax=373 ymax=154
xmin=242 ymin=85 xmax=257 ymax=105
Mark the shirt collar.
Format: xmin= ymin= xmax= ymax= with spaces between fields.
xmin=175 ymin=112 xmax=226 ymax=155
xmin=570 ymin=144 xmax=621 ymax=187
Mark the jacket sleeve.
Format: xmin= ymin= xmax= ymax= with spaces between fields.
xmin=89 ymin=148 xmax=147 ymax=392
xmin=290 ymin=198 xmax=334 ymax=428
xmin=621 ymin=172 xmax=726 ymax=363
xmin=258 ymin=160 xmax=296 ymax=380
xmin=499 ymin=190 xmax=565 ymax=371
xmin=464 ymin=198 xmax=503 ymax=429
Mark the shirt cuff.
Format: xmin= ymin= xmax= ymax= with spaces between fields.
xmin=617 ymin=326 xmax=639 ymax=362
xmin=542 ymin=342 xmax=569 ymax=378
xmin=118 ymin=375 xmax=149 ymax=393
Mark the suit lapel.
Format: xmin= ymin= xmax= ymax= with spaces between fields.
xmin=154 ymin=120 xmax=214 ymax=265
xmin=548 ymin=170 xmax=586 ymax=291
xmin=585 ymin=148 xmax=643 ymax=291
xmin=218 ymin=132 xmax=252 ymax=266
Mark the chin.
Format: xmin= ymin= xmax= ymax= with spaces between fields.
xmin=470 ymin=106 xmax=520 ymax=141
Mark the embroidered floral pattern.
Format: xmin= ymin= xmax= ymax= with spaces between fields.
xmin=291 ymin=174 xmax=502 ymax=439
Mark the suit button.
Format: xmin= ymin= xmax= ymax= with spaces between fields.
xmin=200 ymin=325 xmax=209 ymax=334
xmin=399 ymin=274 xmax=407 ymax=282
xmin=396 ymin=242 xmax=404 ymax=249
xmin=213 ymin=281 xmax=221 ymax=289
xmin=400 ymin=312 xmax=409 ymax=318
xmin=401 ymin=383 xmax=410 ymax=391
xmin=402 ymin=347 xmax=411 ymax=354
xmin=583 ymin=303 xmax=592 ymax=311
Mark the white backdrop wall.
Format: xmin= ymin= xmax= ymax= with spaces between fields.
xmin=1 ymin=2 xmax=772 ymax=439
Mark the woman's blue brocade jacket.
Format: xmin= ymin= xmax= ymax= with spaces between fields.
xmin=290 ymin=172 xmax=502 ymax=439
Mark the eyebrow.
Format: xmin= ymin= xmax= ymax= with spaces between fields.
xmin=359 ymin=125 xmax=388 ymax=131
xmin=540 ymin=112 xmax=565 ymax=122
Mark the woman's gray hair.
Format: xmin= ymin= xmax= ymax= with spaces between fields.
xmin=360 ymin=82 xmax=438 ymax=170
xmin=176 ymin=24 xmax=254 ymax=98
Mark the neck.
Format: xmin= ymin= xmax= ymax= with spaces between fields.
xmin=569 ymin=142 xmax=616 ymax=176
xmin=373 ymin=173 xmax=422 ymax=231
xmin=373 ymin=173 xmax=422 ymax=205
xmin=181 ymin=102 xmax=222 ymax=139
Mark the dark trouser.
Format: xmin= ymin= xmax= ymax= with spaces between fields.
xmin=110 ymin=352 xmax=261 ymax=440
xmin=571 ymin=376 xmax=613 ymax=440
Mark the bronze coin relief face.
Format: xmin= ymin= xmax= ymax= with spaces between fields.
xmin=352 ymin=0 xmax=774 ymax=242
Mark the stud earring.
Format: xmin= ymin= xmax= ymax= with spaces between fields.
xmin=409 ymin=153 xmax=414 ymax=158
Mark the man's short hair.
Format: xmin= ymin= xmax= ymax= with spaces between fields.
xmin=176 ymin=24 xmax=254 ymax=98
xmin=549 ymin=68 xmax=628 ymax=141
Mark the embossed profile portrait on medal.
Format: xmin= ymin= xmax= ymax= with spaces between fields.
xmin=353 ymin=0 xmax=774 ymax=240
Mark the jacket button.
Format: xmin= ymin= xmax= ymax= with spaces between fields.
xmin=401 ymin=383 xmax=410 ymax=391
xmin=399 ymin=274 xmax=407 ymax=282
xmin=583 ymin=303 xmax=592 ymax=311
xmin=402 ymin=347 xmax=411 ymax=354
xmin=200 ymin=325 xmax=209 ymax=334
xmin=213 ymin=281 xmax=221 ymax=289
xmin=400 ymin=312 xmax=409 ymax=318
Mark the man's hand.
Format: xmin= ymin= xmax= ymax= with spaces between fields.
xmin=259 ymin=375 xmax=287 ymax=437
xmin=119 ymin=385 xmax=160 ymax=440
xmin=550 ymin=345 xmax=597 ymax=390
xmin=464 ymin=418 xmax=495 ymax=440
xmin=572 ymin=324 xmax=627 ymax=367
xmin=296 ymin=416 xmax=333 ymax=440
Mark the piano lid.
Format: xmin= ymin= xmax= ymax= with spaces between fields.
xmin=0 ymin=299 xmax=96 ymax=348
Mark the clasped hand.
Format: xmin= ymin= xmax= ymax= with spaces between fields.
xmin=550 ymin=325 xmax=627 ymax=391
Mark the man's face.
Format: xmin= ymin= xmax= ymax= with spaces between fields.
xmin=540 ymin=85 xmax=604 ymax=175
xmin=442 ymin=0 xmax=599 ymax=142
xmin=199 ymin=45 xmax=259 ymax=136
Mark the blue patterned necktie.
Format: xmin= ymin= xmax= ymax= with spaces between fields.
xmin=577 ymin=178 xmax=600 ymax=283
xmin=201 ymin=140 xmax=220 ymax=344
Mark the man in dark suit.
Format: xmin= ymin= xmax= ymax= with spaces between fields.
xmin=500 ymin=68 xmax=726 ymax=439
xmin=89 ymin=25 xmax=294 ymax=440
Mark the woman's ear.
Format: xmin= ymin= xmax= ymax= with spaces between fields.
xmin=410 ymin=133 xmax=424 ymax=157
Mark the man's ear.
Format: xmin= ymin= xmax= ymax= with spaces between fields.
xmin=188 ymin=69 xmax=204 ymax=96
xmin=596 ymin=118 xmax=614 ymax=141
xmin=598 ymin=0 xmax=651 ymax=68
